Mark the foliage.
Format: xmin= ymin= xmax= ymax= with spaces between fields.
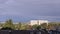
xmin=1 ymin=27 xmax=13 ymax=30
xmin=3 ymin=19 xmax=15 ymax=29
xmin=32 ymin=25 xmax=41 ymax=30
xmin=32 ymin=24 xmax=38 ymax=30
xmin=20 ymin=24 xmax=26 ymax=30
xmin=1 ymin=19 xmax=60 ymax=30
xmin=15 ymin=22 xmax=21 ymax=30
xmin=36 ymin=25 xmax=41 ymax=30
xmin=26 ymin=25 xmax=32 ymax=30
xmin=41 ymin=23 xmax=47 ymax=29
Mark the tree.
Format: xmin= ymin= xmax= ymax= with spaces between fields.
xmin=36 ymin=25 xmax=41 ymax=30
xmin=47 ymin=23 xmax=57 ymax=30
xmin=1 ymin=27 xmax=13 ymax=30
xmin=3 ymin=19 xmax=15 ymax=30
xmin=32 ymin=25 xmax=41 ymax=30
xmin=41 ymin=23 xmax=47 ymax=29
xmin=32 ymin=24 xmax=38 ymax=30
xmin=26 ymin=25 xmax=32 ymax=30
xmin=17 ymin=22 xmax=21 ymax=30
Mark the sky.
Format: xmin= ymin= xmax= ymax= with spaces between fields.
xmin=0 ymin=0 xmax=60 ymax=22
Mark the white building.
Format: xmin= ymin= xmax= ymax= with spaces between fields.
xmin=29 ymin=20 xmax=49 ymax=26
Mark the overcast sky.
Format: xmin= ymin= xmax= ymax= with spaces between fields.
xmin=0 ymin=0 xmax=60 ymax=22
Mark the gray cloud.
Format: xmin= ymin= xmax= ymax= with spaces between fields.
xmin=0 ymin=0 xmax=60 ymax=22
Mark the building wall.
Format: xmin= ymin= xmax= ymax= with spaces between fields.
xmin=38 ymin=20 xmax=48 ymax=25
xmin=30 ymin=20 xmax=49 ymax=26
xmin=30 ymin=20 xmax=38 ymax=25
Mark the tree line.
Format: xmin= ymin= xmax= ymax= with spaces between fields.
xmin=0 ymin=19 xmax=60 ymax=30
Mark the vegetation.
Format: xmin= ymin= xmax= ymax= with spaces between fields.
xmin=15 ymin=22 xmax=21 ymax=30
xmin=3 ymin=19 xmax=15 ymax=29
xmin=41 ymin=23 xmax=47 ymax=29
xmin=0 ymin=19 xmax=60 ymax=30
xmin=1 ymin=27 xmax=13 ymax=30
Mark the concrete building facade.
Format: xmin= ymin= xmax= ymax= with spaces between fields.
xmin=30 ymin=20 xmax=49 ymax=26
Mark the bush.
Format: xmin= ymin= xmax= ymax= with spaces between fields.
xmin=1 ymin=27 xmax=13 ymax=30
